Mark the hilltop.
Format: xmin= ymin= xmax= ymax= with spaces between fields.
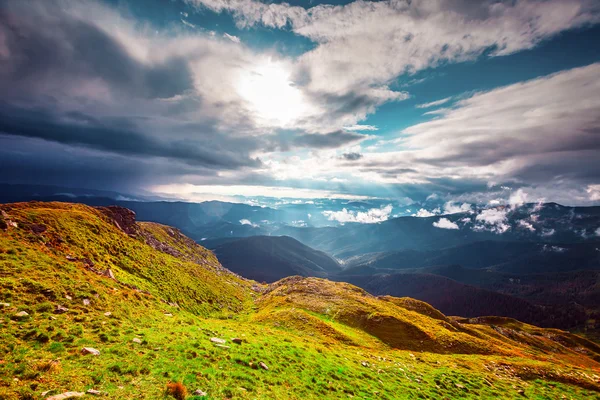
xmin=1 ymin=202 xmax=600 ymax=399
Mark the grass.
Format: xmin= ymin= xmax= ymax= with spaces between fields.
xmin=0 ymin=202 xmax=600 ymax=399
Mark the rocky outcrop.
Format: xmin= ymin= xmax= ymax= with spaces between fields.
xmin=96 ymin=206 xmax=139 ymax=237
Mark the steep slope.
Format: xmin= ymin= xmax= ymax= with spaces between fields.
xmin=2 ymin=202 xmax=600 ymax=399
xmin=211 ymin=235 xmax=342 ymax=283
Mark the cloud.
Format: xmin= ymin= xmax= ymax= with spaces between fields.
xmin=322 ymin=204 xmax=393 ymax=224
xmin=509 ymin=189 xmax=529 ymax=207
xmin=416 ymin=97 xmax=452 ymax=109
xmin=341 ymin=152 xmax=363 ymax=161
xmin=518 ymin=219 xmax=535 ymax=232
xmin=223 ymin=33 xmax=241 ymax=43
xmin=343 ymin=125 xmax=379 ymax=131
xmin=433 ymin=218 xmax=459 ymax=230
xmin=414 ymin=208 xmax=440 ymax=218
xmin=239 ymin=219 xmax=258 ymax=227
xmin=443 ymin=202 xmax=472 ymax=214
xmin=294 ymin=131 xmax=368 ymax=149
xmin=595 ymin=227 xmax=600 ymax=237
xmin=474 ymin=207 xmax=511 ymax=234
xmin=330 ymin=63 xmax=600 ymax=202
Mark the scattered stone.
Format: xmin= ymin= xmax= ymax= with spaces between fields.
xmin=193 ymin=389 xmax=207 ymax=396
xmin=214 ymin=344 xmax=230 ymax=349
xmin=249 ymin=362 xmax=258 ymax=369
xmin=455 ymin=383 xmax=465 ymax=389
xmin=41 ymin=390 xmax=56 ymax=397
xmin=7 ymin=220 xmax=18 ymax=228
xmin=164 ymin=313 xmax=173 ymax=317
xmin=86 ymin=389 xmax=102 ymax=396
xmin=65 ymin=295 xmax=72 ymax=300
xmin=0 ymin=302 xmax=10 ymax=307
xmin=103 ymin=269 xmax=115 ymax=280
xmin=132 ymin=338 xmax=142 ymax=344
xmin=49 ymin=316 xmax=57 ymax=320
xmin=82 ymin=299 xmax=90 ymax=306
xmin=104 ymin=312 xmax=112 ymax=317
xmin=81 ymin=347 xmax=100 ymax=356
xmin=54 ymin=305 xmax=69 ymax=314
xmin=517 ymin=389 xmax=525 ymax=396
xmin=361 ymin=361 xmax=369 ymax=367
xmin=46 ymin=392 xmax=85 ymax=400
xmin=259 ymin=361 xmax=269 ymax=370
xmin=232 ymin=338 xmax=243 ymax=345
xmin=210 ymin=337 xmax=226 ymax=344
xmin=66 ymin=255 xmax=76 ymax=261
xmin=14 ymin=311 xmax=29 ymax=319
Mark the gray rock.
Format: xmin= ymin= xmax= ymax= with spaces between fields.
xmin=132 ymin=337 xmax=142 ymax=344
xmin=0 ymin=302 xmax=10 ymax=307
xmin=259 ymin=361 xmax=269 ymax=370
xmin=103 ymin=312 xmax=112 ymax=317
xmin=193 ymin=389 xmax=207 ymax=396
xmin=54 ymin=305 xmax=69 ymax=314
xmin=86 ymin=389 xmax=102 ymax=396
xmin=81 ymin=347 xmax=100 ymax=356
xmin=14 ymin=311 xmax=29 ymax=319
xmin=164 ymin=313 xmax=173 ymax=317
xmin=214 ymin=344 xmax=230 ymax=349
xmin=210 ymin=337 xmax=226 ymax=344
xmin=82 ymin=299 xmax=90 ymax=306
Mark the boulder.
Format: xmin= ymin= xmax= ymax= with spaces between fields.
xmin=81 ymin=347 xmax=100 ymax=356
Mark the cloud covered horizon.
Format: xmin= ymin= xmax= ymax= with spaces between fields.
xmin=1 ymin=0 xmax=599 ymax=205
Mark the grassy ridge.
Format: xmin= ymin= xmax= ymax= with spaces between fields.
xmin=1 ymin=202 xmax=600 ymax=399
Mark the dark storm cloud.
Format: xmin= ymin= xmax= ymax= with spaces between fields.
xmin=294 ymin=131 xmax=367 ymax=149
xmin=0 ymin=104 xmax=261 ymax=169
xmin=0 ymin=2 xmax=193 ymax=99
xmin=341 ymin=152 xmax=363 ymax=161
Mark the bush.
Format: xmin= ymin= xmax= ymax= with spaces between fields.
xmin=166 ymin=382 xmax=187 ymax=400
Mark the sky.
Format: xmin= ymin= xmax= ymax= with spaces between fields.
xmin=1 ymin=0 xmax=600 ymax=208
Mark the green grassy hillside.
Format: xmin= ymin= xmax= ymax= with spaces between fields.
xmin=1 ymin=202 xmax=600 ymax=399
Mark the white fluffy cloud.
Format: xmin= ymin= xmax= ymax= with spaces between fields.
xmin=443 ymin=202 xmax=472 ymax=215
xmin=474 ymin=208 xmax=510 ymax=234
xmin=433 ymin=218 xmax=459 ymax=230
xmin=414 ymin=208 xmax=440 ymax=217
xmin=322 ymin=204 xmax=393 ymax=224
xmin=239 ymin=219 xmax=259 ymax=227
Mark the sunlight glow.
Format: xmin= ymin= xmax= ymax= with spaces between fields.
xmin=237 ymin=59 xmax=307 ymax=126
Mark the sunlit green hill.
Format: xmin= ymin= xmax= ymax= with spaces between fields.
xmin=1 ymin=202 xmax=600 ymax=399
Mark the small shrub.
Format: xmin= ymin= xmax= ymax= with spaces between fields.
xmin=36 ymin=302 xmax=54 ymax=313
xmin=48 ymin=342 xmax=65 ymax=353
xmin=166 ymin=382 xmax=187 ymax=400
